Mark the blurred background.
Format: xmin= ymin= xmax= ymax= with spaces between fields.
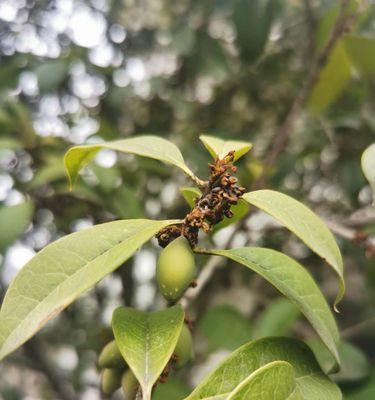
xmin=0 ymin=0 xmax=374 ymax=399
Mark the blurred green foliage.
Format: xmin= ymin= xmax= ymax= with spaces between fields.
xmin=0 ymin=0 xmax=374 ymax=399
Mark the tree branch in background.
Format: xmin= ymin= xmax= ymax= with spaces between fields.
xmin=325 ymin=219 xmax=375 ymax=258
xmin=345 ymin=206 xmax=375 ymax=227
xmin=181 ymin=0 xmax=357 ymax=308
xmin=342 ymin=316 xmax=375 ymax=339
xmin=302 ymin=0 xmax=317 ymax=62
xmin=253 ymin=0 xmax=353 ymax=190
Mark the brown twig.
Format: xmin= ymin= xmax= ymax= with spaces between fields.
xmin=181 ymin=0 xmax=356 ymax=308
xmin=302 ymin=0 xmax=317 ymax=60
xmin=341 ymin=317 xmax=375 ymax=339
xmin=325 ymin=219 xmax=375 ymax=257
xmin=344 ymin=206 xmax=375 ymax=227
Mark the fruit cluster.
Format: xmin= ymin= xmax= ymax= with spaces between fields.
xmin=97 ymin=340 xmax=138 ymax=398
xmin=145 ymin=152 xmax=243 ymax=392
xmin=156 ymin=151 xmax=245 ymax=248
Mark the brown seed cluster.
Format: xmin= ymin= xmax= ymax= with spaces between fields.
xmin=156 ymin=151 xmax=245 ymax=247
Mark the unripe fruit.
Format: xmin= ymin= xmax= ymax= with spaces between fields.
xmin=101 ymin=368 xmax=122 ymax=395
xmin=98 ymin=340 xmax=125 ymax=369
xmin=174 ymin=324 xmax=194 ymax=369
xmin=156 ymin=236 xmax=196 ymax=303
xmin=121 ymin=369 xmax=139 ymax=400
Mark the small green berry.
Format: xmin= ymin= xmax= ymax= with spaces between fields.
xmin=98 ymin=340 xmax=125 ymax=369
xmin=156 ymin=236 xmax=196 ymax=303
xmin=121 ymin=369 xmax=139 ymax=400
xmin=174 ymin=324 xmax=194 ymax=369
xmin=101 ymin=368 xmax=122 ymax=395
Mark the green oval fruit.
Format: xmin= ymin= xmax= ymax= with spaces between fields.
xmin=98 ymin=340 xmax=125 ymax=369
xmin=121 ymin=369 xmax=139 ymax=400
xmin=101 ymin=368 xmax=122 ymax=395
xmin=174 ymin=324 xmax=194 ymax=369
xmin=156 ymin=236 xmax=196 ymax=302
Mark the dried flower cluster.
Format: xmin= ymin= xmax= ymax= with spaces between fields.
xmin=156 ymin=151 xmax=245 ymax=248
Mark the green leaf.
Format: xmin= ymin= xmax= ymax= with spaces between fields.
xmin=254 ymin=298 xmax=300 ymax=338
xmin=0 ymin=201 xmax=34 ymax=251
xmin=287 ymin=389 xmax=303 ymax=400
xmin=64 ymin=135 xmax=196 ymax=188
xmin=180 ymin=187 xmax=202 ymax=208
xmin=0 ymin=219 xmax=177 ymax=361
xmin=191 ymin=33 xmax=230 ymax=80
xmin=361 ymin=143 xmax=375 ymax=196
xmin=199 ymin=135 xmax=252 ymax=161
xmin=198 ymin=304 xmax=251 ymax=350
xmin=209 ymin=247 xmax=340 ymax=366
xmin=310 ymin=340 xmax=370 ymax=385
xmin=112 ymin=305 xmax=184 ymax=400
xmin=346 ymin=370 xmax=375 ymax=400
xmin=28 ymin=158 xmax=66 ymax=189
xmin=185 ymin=337 xmax=341 ymax=400
xmin=233 ymin=0 xmax=279 ymax=63
xmin=90 ymin=163 xmax=122 ymax=193
xmin=344 ymin=35 xmax=375 ymax=79
xmin=227 ymin=361 xmax=296 ymax=400
xmin=112 ymin=186 xmax=144 ymax=219
xmin=308 ymin=42 xmax=351 ymax=115
xmin=334 ymin=344 xmax=370 ymax=385
xmin=243 ymin=190 xmax=344 ymax=309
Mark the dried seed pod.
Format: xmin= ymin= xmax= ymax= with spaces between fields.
xmin=101 ymin=368 xmax=122 ymax=395
xmin=156 ymin=236 xmax=196 ymax=303
xmin=156 ymin=150 xmax=245 ymax=247
xmin=98 ymin=340 xmax=125 ymax=369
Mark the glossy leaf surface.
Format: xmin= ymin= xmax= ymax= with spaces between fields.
xmin=64 ymin=135 xmax=195 ymax=188
xmin=243 ymin=190 xmax=344 ymax=309
xmin=0 ymin=219 xmax=176 ymax=360
xmin=199 ymin=135 xmax=252 ymax=161
xmin=185 ymin=337 xmax=341 ymax=400
xmin=210 ymin=247 xmax=340 ymax=365
xmin=112 ymin=305 xmax=184 ymax=400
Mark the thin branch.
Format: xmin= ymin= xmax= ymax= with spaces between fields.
xmin=342 ymin=317 xmax=375 ymax=339
xmin=302 ymin=0 xmax=317 ymax=60
xmin=345 ymin=206 xmax=375 ymax=227
xmin=325 ymin=219 xmax=375 ymax=256
xmin=186 ymin=171 xmax=208 ymax=189
xmin=180 ymin=254 xmax=224 ymax=308
xmin=253 ymin=0 xmax=353 ymax=190
xmin=181 ymin=0 xmax=356 ymax=308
